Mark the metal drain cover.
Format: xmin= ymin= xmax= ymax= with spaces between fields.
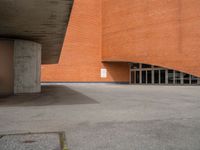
xmin=0 ymin=132 xmax=63 ymax=150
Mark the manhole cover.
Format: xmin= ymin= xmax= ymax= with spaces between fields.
xmin=0 ymin=132 xmax=67 ymax=150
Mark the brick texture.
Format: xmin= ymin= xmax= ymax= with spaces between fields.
xmin=102 ymin=0 xmax=200 ymax=77
xmin=41 ymin=0 xmax=129 ymax=82
xmin=42 ymin=0 xmax=200 ymax=82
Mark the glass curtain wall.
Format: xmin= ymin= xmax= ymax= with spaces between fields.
xmin=130 ymin=63 xmax=200 ymax=85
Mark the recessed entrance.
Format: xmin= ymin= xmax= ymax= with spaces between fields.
xmin=129 ymin=63 xmax=200 ymax=85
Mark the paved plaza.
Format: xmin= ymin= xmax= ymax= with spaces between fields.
xmin=0 ymin=83 xmax=200 ymax=150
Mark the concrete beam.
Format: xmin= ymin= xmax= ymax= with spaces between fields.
xmin=0 ymin=0 xmax=73 ymax=64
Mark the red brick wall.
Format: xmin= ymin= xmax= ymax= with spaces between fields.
xmin=41 ymin=0 xmax=129 ymax=82
xmin=42 ymin=0 xmax=200 ymax=82
xmin=102 ymin=0 xmax=200 ymax=77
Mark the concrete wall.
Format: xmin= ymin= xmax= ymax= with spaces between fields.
xmin=102 ymin=0 xmax=200 ymax=77
xmin=0 ymin=40 xmax=14 ymax=97
xmin=41 ymin=0 xmax=129 ymax=83
xmin=14 ymin=40 xmax=41 ymax=94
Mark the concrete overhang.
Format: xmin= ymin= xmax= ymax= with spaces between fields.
xmin=0 ymin=0 xmax=73 ymax=64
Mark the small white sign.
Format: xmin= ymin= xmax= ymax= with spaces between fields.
xmin=101 ymin=69 xmax=107 ymax=78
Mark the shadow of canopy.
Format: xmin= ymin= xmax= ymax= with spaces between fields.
xmin=0 ymin=85 xmax=98 ymax=107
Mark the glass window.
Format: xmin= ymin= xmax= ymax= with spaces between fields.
xmin=142 ymin=64 xmax=151 ymax=68
xmin=168 ymin=70 xmax=174 ymax=84
xmin=130 ymin=63 xmax=200 ymax=85
xmin=131 ymin=63 xmax=139 ymax=69
xmin=154 ymin=70 xmax=159 ymax=84
xmin=175 ymin=71 xmax=181 ymax=84
xmin=191 ymin=75 xmax=198 ymax=84
xmin=160 ymin=70 xmax=166 ymax=84
xmin=183 ymin=73 xmax=190 ymax=84
xmin=142 ymin=71 xmax=146 ymax=84
xmin=136 ymin=71 xmax=140 ymax=84
xmin=147 ymin=70 xmax=152 ymax=84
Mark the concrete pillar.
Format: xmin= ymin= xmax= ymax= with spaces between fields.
xmin=139 ymin=64 xmax=142 ymax=84
xmin=14 ymin=40 xmax=41 ymax=94
xmin=0 ymin=40 xmax=14 ymax=97
xmin=165 ymin=69 xmax=168 ymax=84
xmin=152 ymin=66 xmax=154 ymax=84
xmin=180 ymin=72 xmax=184 ymax=84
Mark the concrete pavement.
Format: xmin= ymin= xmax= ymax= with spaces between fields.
xmin=0 ymin=83 xmax=200 ymax=150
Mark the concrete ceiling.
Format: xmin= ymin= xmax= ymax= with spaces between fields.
xmin=0 ymin=0 xmax=73 ymax=64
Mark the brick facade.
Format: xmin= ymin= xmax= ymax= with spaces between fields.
xmin=102 ymin=0 xmax=200 ymax=77
xmin=41 ymin=0 xmax=129 ymax=82
xmin=42 ymin=0 xmax=200 ymax=82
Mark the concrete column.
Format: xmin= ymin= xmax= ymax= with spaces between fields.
xmin=0 ymin=40 xmax=14 ymax=97
xmin=14 ymin=40 xmax=41 ymax=94
xmin=180 ymin=72 xmax=184 ymax=84
xmin=139 ymin=64 xmax=142 ymax=84
xmin=173 ymin=70 xmax=176 ymax=84
xmin=165 ymin=70 xmax=168 ymax=84
xmin=198 ymin=78 xmax=200 ymax=85
xmin=152 ymin=68 xmax=154 ymax=84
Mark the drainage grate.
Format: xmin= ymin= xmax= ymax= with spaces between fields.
xmin=0 ymin=132 xmax=68 ymax=150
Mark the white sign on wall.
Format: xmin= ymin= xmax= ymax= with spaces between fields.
xmin=101 ymin=69 xmax=107 ymax=78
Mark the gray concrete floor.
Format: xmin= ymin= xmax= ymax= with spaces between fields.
xmin=0 ymin=133 xmax=61 ymax=150
xmin=0 ymin=83 xmax=200 ymax=150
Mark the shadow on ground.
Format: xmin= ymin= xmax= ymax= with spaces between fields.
xmin=0 ymin=85 xmax=98 ymax=107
